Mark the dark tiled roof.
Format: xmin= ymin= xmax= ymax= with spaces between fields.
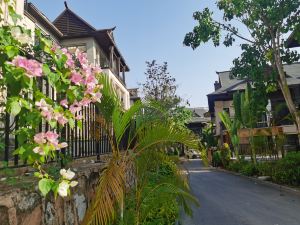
xmin=26 ymin=2 xmax=129 ymax=71
xmin=208 ymin=63 xmax=300 ymax=96
xmin=287 ymin=29 xmax=300 ymax=48
xmin=188 ymin=107 xmax=210 ymax=124
xmin=53 ymin=9 xmax=95 ymax=36
xmin=25 ymin=3 xmax=63 ymax=39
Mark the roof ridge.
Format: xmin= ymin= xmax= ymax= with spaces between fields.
xmin=53 ymin=6 xmax=96 ymax=32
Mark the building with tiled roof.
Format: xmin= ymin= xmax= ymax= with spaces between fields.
xmin=208 ymin=63 xmax=300 ymax=148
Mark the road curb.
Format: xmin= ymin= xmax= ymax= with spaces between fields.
xmin=211 ymin=166 xmax=300 ymax=197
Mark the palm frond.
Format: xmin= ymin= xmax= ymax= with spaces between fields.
xmin=82 ymin=156 xmax=126 ymax=225
xmin=96 ymin=74 xmax=120 ymax=123
xmin=112 ymin=100 xmax=143 ymax=145
xmin=134 ymin=122 xmax=199 ymax=153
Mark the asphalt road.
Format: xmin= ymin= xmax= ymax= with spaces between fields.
xmin=180 ymin=159 xmax=300 ymax=225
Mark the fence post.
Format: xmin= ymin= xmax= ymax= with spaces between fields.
xmin=14 ymin=116 xmax=19 ymax=166
xmin=4 ymin=112 xmax=10 ymax=164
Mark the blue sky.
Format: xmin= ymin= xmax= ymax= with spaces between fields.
xmin=30 ymin=0 xmax=243 ymax=107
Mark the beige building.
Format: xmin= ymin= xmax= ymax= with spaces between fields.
xmin=208 ymin=64 xmax=300 ymax=148
xmin=2 ymin=0 xmax=131 ymax=109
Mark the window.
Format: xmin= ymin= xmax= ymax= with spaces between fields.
xmin=96 ymin=49 xmax=100 ymax=65
xmin=99 ymin=48 xmax=109 ymax=68
xmin=66 ymin=45 xmax=87 ymax=54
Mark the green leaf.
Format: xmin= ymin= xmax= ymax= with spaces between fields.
xmin=5 ymin=46 xmax=19 ymax=58
xmin=42 ymin=64 xmax=51 ymax=75
xmin=77 ymin=120 xmax=83 ymax=130
xmin=49 ymin=120 xmax=57 ymax=129
xmin=68 ymin=118 xmax=75 ymax=129
xmin=48 ymin=72 xmax=59 ymax=86
xmin=13 ymin=146 xmax=26 ymax=155
xmin=38 ymin=178 xmax=53 ymax=196
xmin=7 ymin=98 xmax=21 ymax=116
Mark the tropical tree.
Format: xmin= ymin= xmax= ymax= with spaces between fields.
xmin=141 ymin=60 xmax=191 ymax=128
xmin=184 ymin=0 xmax=300 ymax=143
xmin=82 ymin=76 xmax=199 ymax=225
xmin=233 ymin=84 xmax=267 ymax=163
xmin=202 ymin=122 xmax=217 ymax=148
xmin=218 ymin=111 xmax=241 ymax=161
xmin=142 ymin=60 xmax=180 ymax=107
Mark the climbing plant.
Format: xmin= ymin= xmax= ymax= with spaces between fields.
xmin=0 ymin=1 xmax=103 ymax=197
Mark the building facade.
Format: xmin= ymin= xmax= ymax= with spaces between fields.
xmin=207 ymin=63 xmax=300 ymax=148
xmin=2 ymin=0 xmax=131 ymax=109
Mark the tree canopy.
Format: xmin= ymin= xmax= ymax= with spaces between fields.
xmin=184 ymin=0 xmax=300 ymax=141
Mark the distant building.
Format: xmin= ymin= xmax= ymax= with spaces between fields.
xmin=186 ymin=107 xmax=210 ymax=137
xmin=207 ymin=63 xmax=300 ymax=148
xmin=128 ymin=88 xmax=141 ymax=106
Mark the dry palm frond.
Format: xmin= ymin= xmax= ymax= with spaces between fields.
xmin=82 ymin=156 xmax=126 ymax=225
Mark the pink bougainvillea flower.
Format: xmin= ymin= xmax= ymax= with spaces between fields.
xmin=91 ymin=92 xmax=102 ymax=103
xmin=79 ymin=98 xmax=91 ymax=107
xmin=66 ymin=57 xmax=75 ymax=68
xmin=69 ymin=103 xmax=81 ymax=115
xmin=34 ymin=133 xmax=46 ymax=145
xmin=59 ymin=142 xmax=68 ymax=149
xmin=33 ymin=146 xmax=45 ymax=156
xmin=85 ymin=75 xmax=97 ymax=86
xmin=45 ymin=131 xmax=59 ymax=144
xmin=56 ymin=114 xmax=68 ymax=126
xmin=60 ymin=99 xmax=68 ymax=108
xmin=12 ymin=56 xmax=42 ymax=78
xmin=70 ymin=72 xmax=83 ymax=85
xmin=75 ymin=49 xmax=88 ymax=66
xmin=41 ymin=110 xmax=53 ymax=121
xmin=75 ymin=114 xmax=83 ymax=120
xmin=92 ymin=65 xmax=102 ymax=74
xmin=35 ymin=99 xmax=50 ymax=112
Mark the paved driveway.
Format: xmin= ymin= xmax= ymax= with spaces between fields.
xmin=181 ymin=159 xmax=300 ymax=225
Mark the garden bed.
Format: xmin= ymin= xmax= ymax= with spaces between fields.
xmin=213 ymin=151 xmax=300 ymax=188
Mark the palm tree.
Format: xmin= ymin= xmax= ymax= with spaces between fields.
xmin=82 ymin=75 xmax=199 ymax=225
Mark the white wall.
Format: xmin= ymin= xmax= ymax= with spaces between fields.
xmin=103 ymin=68 xmax=130 ymax=110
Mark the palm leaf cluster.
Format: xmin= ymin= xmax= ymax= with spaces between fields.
xmin=82 ymin=75 xmax=200 ymax=225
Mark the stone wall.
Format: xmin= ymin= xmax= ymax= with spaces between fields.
xmin=0 ymin=160 xmax=107 ymax=225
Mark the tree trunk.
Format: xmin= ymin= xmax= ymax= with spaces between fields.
xmin=274 ymin=53 xmax=300 ymax=146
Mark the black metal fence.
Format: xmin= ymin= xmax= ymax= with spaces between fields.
xmin=1 ymin=78 xmax=112 ymax=168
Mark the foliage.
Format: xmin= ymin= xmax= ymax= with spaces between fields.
xmin=202 ymin=122 xmax=217 ymax=148
xmin=218 ymin=111 xmax=240 ymax=160
xmin=272 ymin=152 xmax=300 ymax=186
xmin=240 ymin=163 xmax=259 ymax=176
xmin=142 ymin=60 xmax=180 ymax=108
xmin=212 ymin=151 xmax=222 ymax=167
xmin=82 ymin=76 xmax=200 ymax=225
xmin=184 ymin=0 xmax=300 ymax=143
xmin=220 ymin=143 xmax=231 ymax=167
xmin=233 ymin=84 xmax=267 ymax=163
xmin=0 ymin=1 xmax=103 ymax=197
xmin=118 ymin=150 xmax=197 ymax=225
xmin=226 ymin=152 xmax=300 ymax=186
xmin=213 ymin=144 xmax=231 ymax=167
xmin=141 ymin=60 xmax=191 ymax=129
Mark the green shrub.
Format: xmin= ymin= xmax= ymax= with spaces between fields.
xmin=240 ymin=163 xmax=259 ymax=176
xmin=256 ymin=162 xmax=274 ymax=177
xmin=226 ymin=160 xmax=246 ymax=173
xmin=272 ymin=152 xmax=300 ymax=186
xmin=228 ymin=152 xmax=300 ymax=187
xmin=212 ymin=151 xmax=222 ymax=167
xmin=220 ymin=144 xmax=231 ymax=167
